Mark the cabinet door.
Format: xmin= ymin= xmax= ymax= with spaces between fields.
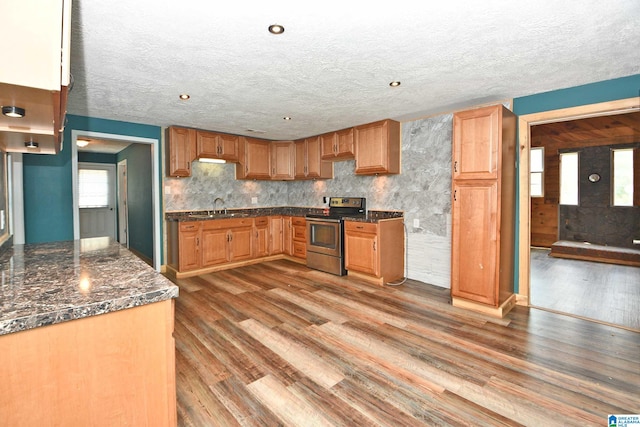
xmin=344 ymin=230 xmax=378 ymax=276
xmin=294 ymin=140 xmax=307 ymax=179
xmin=269 ymin=216 xmax=284 ymax=254
xmin=217 ymin=133 xmax=239 ymax=161
xmin=166 ymin=127 xmax=196 ymax=177
xmin=271 ymin=141 xmax=294 ymax=180
xmin=320 ymin=132 xmax=336 ymax=160
xmin=354 ymin=119 xmax=400 ymax=175
xmin=282 ymin=216 xmax=293 ymax=255
xmin=335 ymin=128 xmax=355 ymax=159
xmin=201 ymin=228 xmax=229 ymax=266
xmin=230 ymin=227 xmax=253 ymax=261
xmin=453 ymin=105 xmax=500 ymax=180
xmin=243 ymin=138 xmax=271 ymax=179
xmin=254 ymin=226 xmax=269 ymax=257
xmin=196 ymin=131 xmax=219 ymax=158
xmin=451 ymin=180 xmax=498 ymax=305
xmin=178 ymin=227 xmax=200 ymax=271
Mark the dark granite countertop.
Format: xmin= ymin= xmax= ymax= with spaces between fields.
xmin=166 ymin=207 xmax=403 ymax=223
xmin=0 ymin=238 xmax=179 ymax=336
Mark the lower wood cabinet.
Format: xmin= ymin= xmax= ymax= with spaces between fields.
xmin=168 ymin=215 xmax=308 ymax=277
xmin=344 ymin=218 xmax=404 ymax=285
xmin=291 ymin=217 xmax=307 ymax=259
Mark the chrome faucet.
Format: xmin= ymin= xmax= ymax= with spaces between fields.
xmin=213 ymin=197 xmax=226 ymax=214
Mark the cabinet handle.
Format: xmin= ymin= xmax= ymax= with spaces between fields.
xmin=453 ymin=190 xmax=457 ymax=201
xmin=356 ymin=225 xmax=364 ymax=229
xmin=373 ymin=241 xmax=376 ymax=251
xmin=196 ymin=237 xmax=199 ymax=246
xmin=453 ymin=161 xmax=458 ymax=173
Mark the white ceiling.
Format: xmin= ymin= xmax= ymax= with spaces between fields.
xmin=67 ymin=1 xmax=640 ymax=141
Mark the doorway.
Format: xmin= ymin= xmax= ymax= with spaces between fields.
xmin=517 ymin=97 xmax=640 ymax=328
xmin=78 ymin=162 xmax=117 ymax=240
xmin=71 ymin=130 xmax=161 ymax=271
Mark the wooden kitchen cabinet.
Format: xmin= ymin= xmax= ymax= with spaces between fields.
xmin=320 ymin=127 xmax=355 ymax=160
xmin=196 ymin=130 xmax=239 ymax=162
xmin=254 ymin=217 xmax=269 ymax=258
xmin=271 ymin=141 xmax=295 ymax=180
xmin=344 ymin=218 xmax=404 ymax=285
xmin=236 ymin=137 xmax=271 ymax=180
xmin=354 ymin=119 xmax=401 ymax=175
xmin=291 ymin=217 xmax=307 ymax=259
xmin=166 ymin=127 xmax=196 ymax=177
xmin=295 ymin=137 xmax=334 ymax=179
xmin=177 ymin=222 xmax=200 ymax=271
xmin=450 ymin=104 xmax=516 ymax=317
xmin=269 ymin=216 xmax=284 ymax=255
xmin=282 ymin=216 xmax=293 ymax=256
xmin=201 ymin=226 xmax=229 ymax=267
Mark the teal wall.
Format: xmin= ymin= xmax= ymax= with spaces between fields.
xmin=78 ymin=151 xmax=117 ymax=164
xmin=512 ymin=73 xmax=640 ymax=293
xmin=23 ymin=115 xmax=162 ymax=262
xmin=117 ymin=144 xmax=154 ymax=261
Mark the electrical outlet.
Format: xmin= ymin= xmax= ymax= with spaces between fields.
xmin=164 ymin=185 xmax=171 ymax=195
xmin=413 ymin=218 xmax=420 ymax=228
xmin=251 ymin=197 xmax=258 ymax=204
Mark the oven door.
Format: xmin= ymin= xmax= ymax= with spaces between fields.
xmin=306 ymin=218 xmax=342 ymax=257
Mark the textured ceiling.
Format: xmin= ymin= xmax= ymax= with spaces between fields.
xmin=67 ymin=1 xmax=640 ymax=141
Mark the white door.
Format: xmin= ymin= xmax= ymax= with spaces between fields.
xmin=78 ymin=162 xmax=117 ymax=239
xmin=117 ymin=159 xmax=128 ymax=245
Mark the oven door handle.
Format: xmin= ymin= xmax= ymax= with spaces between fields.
xmin=306 ymin=217 xmax=342 ymax=223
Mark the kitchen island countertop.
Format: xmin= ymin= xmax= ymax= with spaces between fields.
xmin=0 ymin=237 xmax=179 ymax=336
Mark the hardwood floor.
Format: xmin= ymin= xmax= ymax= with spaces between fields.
xmin=170 ymin=260 xmax=640 ymax=426
xmin=530 ymin=248 xmax=640 ymax=330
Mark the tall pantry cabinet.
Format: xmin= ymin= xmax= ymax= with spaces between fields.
xmin=450 ymin=105 xmax=517 ymax=317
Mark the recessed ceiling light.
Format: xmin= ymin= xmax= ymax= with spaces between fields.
xmin=283 ymin=116 xmax=292 ymax=121
xmin=77 ymin=139 xmax=90 ymax=147
xmin=179 ymin=94 xmax=190 ymax=100
xmin=389 ymin=81 xmax=401 ymax=87
xmin=2 ymin=106 xmax=25 ymax=118
xmin=268 ymin=24 xmax=285 ymax=34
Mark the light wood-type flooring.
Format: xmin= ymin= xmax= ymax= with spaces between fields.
xmin=170 ymin=260 xmax=640 ymax=426
xmin=530 ymin=248 xmax=640 ymax=331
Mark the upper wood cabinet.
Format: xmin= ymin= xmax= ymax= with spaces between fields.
xmin=354 ymin=119 xmax=401 ymax=175
xmin=295 ymin=137 xmax=333 ymax=179
xmin=453 ymin=106 xmax=502 ymax=180
xmin=320 ymin=128 xmax=355 ymax=160
xmin=196 ymin=130 xmax=239 ymax=162
xmin=450 ymin=105 xmax=517 ymax=317
xmin=236 ymin=137 xmax=271 ymax=180
xmin=166 ymin=127 xmax=196 ymax=177
xmin=0 ymin=0 xmax=72 ymax=154
xmin=271 ymin=141 xmax=295 ymax=180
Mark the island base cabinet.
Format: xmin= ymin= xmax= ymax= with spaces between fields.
xmin=0 ymin=300 xmax=176 ymax=426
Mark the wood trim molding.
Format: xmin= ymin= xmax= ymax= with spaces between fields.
xmin=517 ymin=97 xmax=640 ymax=304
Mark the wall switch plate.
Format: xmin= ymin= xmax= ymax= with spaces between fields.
xmin=164 ymin=185 xmax=171 ymax=195
xmin=413 ymin=218 xmax=420 ymax=228
xmin=251 ymin=197 xmax=258 ymax=204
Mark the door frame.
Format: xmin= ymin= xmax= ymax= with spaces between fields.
xmin=78 ymin=161 xmax=117 ymax=240
xmin=71 ymin=130 xmax=162 ymax=271
xmin=517 ymin=97 xmax=640 ymax=305
xmin=117 ymin=159 xmax=128 ymax=246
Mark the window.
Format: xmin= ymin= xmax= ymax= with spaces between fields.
xmin=559 ymin=152 xmax=579 ymax=205
xmin=530 ymin=147 xmax=544 ymax=197
xmin=612 ymin=148 xmax=634 ymax=206
xmin=78 ymin=168 xmax=109 ymax=208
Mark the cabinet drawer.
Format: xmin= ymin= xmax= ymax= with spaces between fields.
xmin=291 ymin=217 xmax=306 ymax=226
xmin=292 ymin=241 xmax=306 ymax=258
xmin=179 ymin=222 xmax=200 ymax=231
xmin=344 ymin=221 xmax=377 ymax=234
xmin=292 ymin=225 xmax=306 ymax=241
xmin=201 ymin=218 xmax=253 ymax=230
xmin=254 ymin=217 xmax=269 ymax=227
